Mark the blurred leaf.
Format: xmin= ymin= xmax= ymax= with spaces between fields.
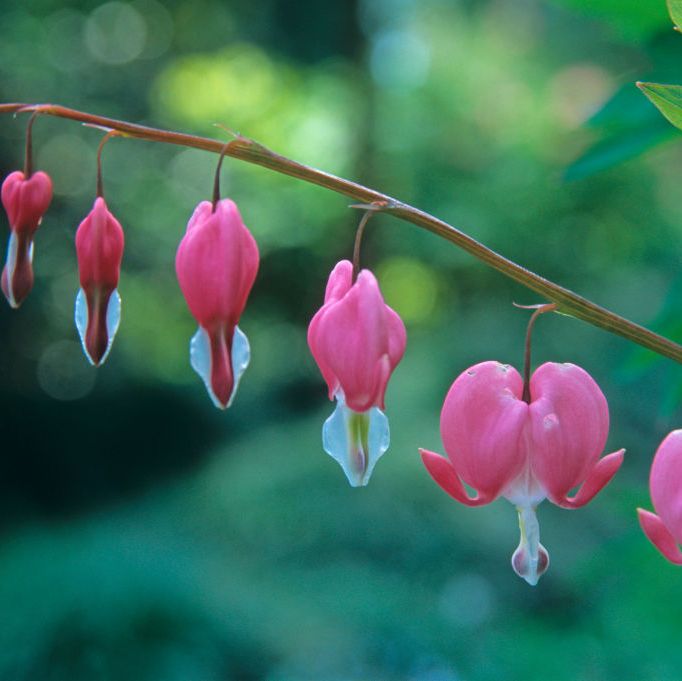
xmin=565 ymin=79 xmax=677 ymax=180
xmin=549 ymin=0 xmax=671 ymax=40
xmin=565 ymin=122 xmax=673 ymax=180
xmin=638 ymin=81 xmax=682 ymax=131
xmin=668 ymin=0 xmax=682 ymax=30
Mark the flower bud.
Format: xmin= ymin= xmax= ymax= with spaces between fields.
xmin=1 ymin=170 xmax=53 ymax=307
xmin=74 ymin=197 xmax=125 ymax=366
xmin=175 ymin=198 xmax=259 ymax=409
xmin=638 ymin=430 xmax=682 ymax=565
xmin=308 ymin=260 xmax=406 ymax=486
xmin=420 ymin=360 xmax=624 ymax=584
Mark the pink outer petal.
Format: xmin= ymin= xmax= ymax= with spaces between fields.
xmin=419 ymin=449 xmax=492 ymax=506
xmin=307 ymin=267 xmax=405 ymax=412
xmin=649 ymin=429 xmax=682 ymax=543
xmin=175 ymin=199 xmax=259 ymax=329
xmin=323 ymin=259 xmax=353 ymax=304
xmin=528 ymin=362 xmax=610 ymax=501
xmin=1 ymin=170 xmax=53 ymax=233
xmin=439 ymin=361 xmax=528 ymax=502
xmin=307 ymin=261 xmax=354 ymax=400
xmin=638 ymin=509 xmax=682 ymax=565
xmin=552 ymin=449 xmax=624 ymax=509
xmin=75 ymin=197 xmax=125 ymax=291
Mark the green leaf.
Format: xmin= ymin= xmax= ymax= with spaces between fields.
xmin=564 ymin=123 xmax=673 ymax=181
xmin=667 ymin=0 xmax=682 ymax=29
xmin=638 ymin=82 xmax=682 ymax=131
xmin=548 ymin=0 xmax=671 ymax=40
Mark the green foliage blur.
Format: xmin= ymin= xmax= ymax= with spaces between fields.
xmin=1 ymin=1 xmax=682 ymax=679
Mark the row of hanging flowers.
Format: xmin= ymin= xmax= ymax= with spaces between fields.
xmin=2 ymin=109 xmax=681 ymax=586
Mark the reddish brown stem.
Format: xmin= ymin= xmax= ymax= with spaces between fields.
xmin=23 ymin=111 xmax=39 ymax=178
xmin=521 ymin=304 xmax=557 ymax=403
xmin=2 ymin=102 xmax=682 ymax=363
xmin=212 ymin=142 xmax=231 ymax=212
xmin=96 ymin=130 xmax=118 ymax=200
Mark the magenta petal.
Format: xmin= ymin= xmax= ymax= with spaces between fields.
xmin=649 ymin=429 xmax=682 ymax=543
xmin=307 ymin=264 xmax=405 ymax=412
xmin=552 ymin=449 xmax=625 ymax=509
xmin=529 ymin=362 xmax=610 ymax=501
xmin=419 ymin=449 xmax=491 ymax=506
xmin=439 ymin=361 xmax=528 ymax=501
xmin=638 ymin=509 xmax=682 ymax=565
xmin=323 ymin=259 xmax=353 ymax=304
xmin=175 ymin=199 xmax=259 ymax=328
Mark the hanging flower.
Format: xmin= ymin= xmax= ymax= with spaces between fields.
xmin=1 ymin=164 xmax=52 ymax=307
xmin=74 ymin=196 xmax=124 ymax=365
xmin=420 ymin=360 xmax=624 ymax=585
xmin=308 ymin=259 xmax=406 ymax=486
xmin=638 ymin=429 xmax=682 ymax=564
xmin=175 ymin=198 xmax=259 ymax=409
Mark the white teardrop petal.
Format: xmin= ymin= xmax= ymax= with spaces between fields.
xmin=74 ymin=288 xmax=92 ymax=365
xmin=322 ymin=392 xmax=390 ymax=487
xmin=4 ymin=232 xmax=19 ymax=308
xmin=190 ymin=326 xmax=221 ymax=408
xmin=99 ymin=288 xmax=121 ymax=365
xmin=228 ymin=324 xmax=250 ymax=407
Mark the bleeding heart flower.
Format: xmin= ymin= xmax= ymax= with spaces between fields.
xmin=1 ymin=169 xmax=52 ymax=308
xmin=74 ymin=197 xmax=125 ymax=366
xmin=420 ymin=360 xmax=624 ymax=585
xmin=638 ymin=430 xmax=682 ymax=565
xmin=307 ymin=259 xmax=406 ymax=486
xmin=175 ymin=198 xmax=259 ymax=409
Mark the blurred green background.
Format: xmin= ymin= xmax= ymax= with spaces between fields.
xmin=1 ymin=0 xmax=682 ymax=679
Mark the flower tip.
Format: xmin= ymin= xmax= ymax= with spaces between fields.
xmin=554 ymin=448 xmax=625 ymax=509
xmin=637 ymin=508 xmax=682 ymax=565
xmin=511 ymin=542 xmax=550 ymax=586
xmin=323 ymin=396 xmax=389 ymax=486
xmin=419 ymin=448 xmax=490 ymax=506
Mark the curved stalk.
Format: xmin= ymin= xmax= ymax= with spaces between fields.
xmin=1 ymin=102 xmax=681 ymax=363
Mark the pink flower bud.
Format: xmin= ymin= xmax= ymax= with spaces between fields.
xmin=74 ymin=197 xmax=125 ymax=366
xmin=1 ymin=170 xmax=53 ymax=307
xmin=175 ymin=198 xmax=259 ymax=409
xmin=638 ymin=430 xmax=682 ymax=565
xmin=308 ymin=260 xmax=406 ymax=486
xmin=420 ymin=360 xmax=624 ymax=585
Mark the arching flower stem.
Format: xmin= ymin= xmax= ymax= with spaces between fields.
xmin=23 ymin=111 xmax=39 ymax=178
xmin=1 ymin=102 xmax=681 ymax=364
xmin=518 ymin=303 xmax=558 ymax=403
xmin=95 ymin=130 xmax=119 ymax=200
xmin=211 ymin=142 xmax=231 ymax=212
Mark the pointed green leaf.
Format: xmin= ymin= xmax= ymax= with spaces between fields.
xmin=668 ymin=0 xmax=682 ymax=29
xmin=638 ymin=82 xmax=682 ymax=132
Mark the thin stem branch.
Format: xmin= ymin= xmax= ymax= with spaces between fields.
xmin=352 ymin=209 xmax=375 ymax=280
xmin=23 ymin=111 xmax=39 ymax=177
xmin=96 ymin=130 xmax=118 ymax=199
xmin=520 ymin=303 xmax=557 ymax=403
xmin=212 ymin=142 xmax=230 ymax=212
xmin=2 ymin=102 xmax=682 ymax=363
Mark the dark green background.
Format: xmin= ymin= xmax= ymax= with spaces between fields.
xmin=1 ymin=0 xmax=682 ymax=679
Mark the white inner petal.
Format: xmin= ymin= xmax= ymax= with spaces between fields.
xmin=229 ymin=325 xmax=250 ymax=407
xmin=74 ymin=288 xmax=90 ymax=364
xmin=322 ymin=391 xmax=390 ymax=487
xmin=189 ymin=324 xmax=250 ymax=409
xmin=4 ymin=232 xmax=19 ymax=307
xmin=74 ymin=288 xmax=121 ymax=366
